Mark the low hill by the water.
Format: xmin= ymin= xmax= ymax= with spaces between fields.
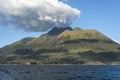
xmin=0 ymin=27 xmax=120 ymax=65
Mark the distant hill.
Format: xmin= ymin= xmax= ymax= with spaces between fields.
xmin=0 ymin=27 xmax=120 ymax=65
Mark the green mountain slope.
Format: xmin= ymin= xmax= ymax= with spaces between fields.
xmin=0 ymin=27 xmax=120 ymax=65
xmin=57 ymin=28 xmax=109 ymax=40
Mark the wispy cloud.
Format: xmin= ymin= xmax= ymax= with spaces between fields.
xmin=60 ymin=0 xmax=68 ymax=3
xmin=0 ymin=0 xmax=80 ymax=32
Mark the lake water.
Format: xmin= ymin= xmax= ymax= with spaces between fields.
xmin=0 ymin=65 xmax=120 ymax=80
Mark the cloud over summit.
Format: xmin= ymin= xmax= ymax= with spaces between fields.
xmin=0 ymin=0 xmax=80 ymax=32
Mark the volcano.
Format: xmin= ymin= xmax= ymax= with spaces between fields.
xmin=0 ymin=27 xmax=120 ymax=65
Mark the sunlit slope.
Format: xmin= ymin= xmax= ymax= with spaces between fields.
xmin=57 ymin=28 xmax=109 ymax=40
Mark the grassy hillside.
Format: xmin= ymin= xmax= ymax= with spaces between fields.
xmin=57 ymin=28 xmax=109 ymax=40
xmin=0 ymin=27 xmax=120 ymax=65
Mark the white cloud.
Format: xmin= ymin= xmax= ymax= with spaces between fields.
xmin=0 ymin=0 xmax=80 ymax=32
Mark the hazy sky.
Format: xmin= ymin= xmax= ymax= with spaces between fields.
xmin=0 ymin=0 xmax=120 ymax=48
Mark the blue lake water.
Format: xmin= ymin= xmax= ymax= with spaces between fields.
xmin=1 ymin=65 xmax=120 ymax=80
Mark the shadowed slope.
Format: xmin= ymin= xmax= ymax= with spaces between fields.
xmin=47 ymin=26 xmax=72 ymax=36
